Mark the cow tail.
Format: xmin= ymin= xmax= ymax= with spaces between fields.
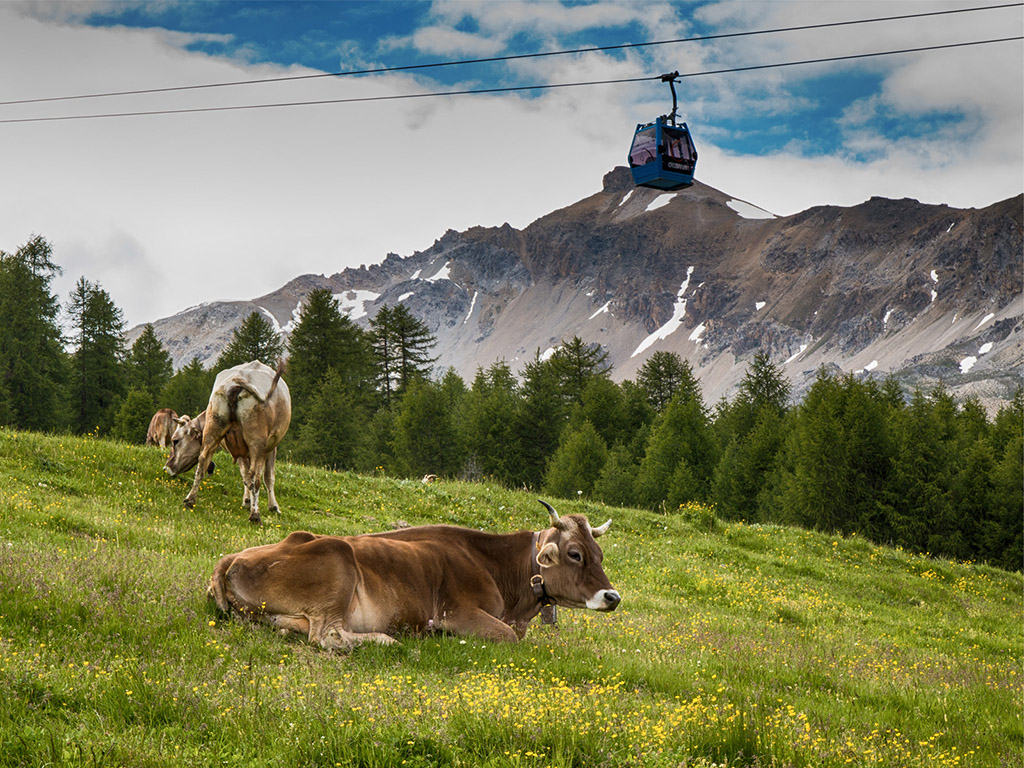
xmin=208 ymin=555 xmax=235 ymax=613
xmin=267 ymin=358 xmax=288 ymax=399
xmin=227 ymin=384 xmax=246 ymax=418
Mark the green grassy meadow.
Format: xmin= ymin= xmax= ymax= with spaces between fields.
xmin=0 ymin=427 xmax=1020 ymax=767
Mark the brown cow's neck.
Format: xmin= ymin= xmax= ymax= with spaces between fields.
xmin=529 ymin=531 xmax=552 ymax=607
xmin=489 ymin=528 xmax=549 ymax=629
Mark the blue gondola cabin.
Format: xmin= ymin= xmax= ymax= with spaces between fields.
xmin=628 ymin=116 xmax=697 ymax=191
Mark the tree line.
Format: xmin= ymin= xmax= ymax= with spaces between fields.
xmin=2 ymin=235 xmax=1020 ymax=570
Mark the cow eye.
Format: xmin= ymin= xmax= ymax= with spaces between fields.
xmin=568 ymin=549 xmax=582 ymax=562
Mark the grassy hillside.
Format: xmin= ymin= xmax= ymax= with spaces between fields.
xmin=0 ymin=427 xmax=1020 ymax=768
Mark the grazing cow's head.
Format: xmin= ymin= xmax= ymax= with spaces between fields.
xmin=535 ymin=500 xmax=621 ymax=612
xmin=164 ymin=415 xmax=214 ymax=477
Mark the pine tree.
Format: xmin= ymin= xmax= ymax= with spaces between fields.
xmin=160 ymin=357 xmax=215 ymax=418
xmin=714 ymin=351 xmax=790 ymax=447
xmin=293 ymin=367 xmax=369 ymax=471
xmin=884 ymin=387 xmax=956 ymax=554
xmin=66 ymin=277 xmax=127 ymax=434
xmin=636 ymin=351 xmax=696 ymax=412
xmin=462 ymin=361 xmax=521 ymax=483
xmin=125 ymin=324 xmax=173 ymax=402
xmin=111 ymin=388 xmax=157 ymax=444
xmin=769 ymin=371 xmax=846 ymax=532
xmin=513 ymin=353 xmax=567 ymax=488
xmin=369 ymin=304 xmax=436 ymax=407
xmin=577 ymin=377 xmax=631 ymax=448
xmin=543 ymin=420 xmax=608 ymax=500
xmin=619 ymin=380 xmax=657 ymax=453
xmin=359 ymin=403 xmax=395 ymax=475
xmin=214 ymin=311 xmax=284 ymax=371
xmin=712 ymin=352 xmax=793 ymax=520
xmin=771 ymin=371 xmax=895 ymax=538
xmin=287 ymin=288 xmax=373 ymax=414
xmin=548 ymin=336 xmax=612 ymax=405
xmin=986 ymin=429 xmax=1024 ymax=569
xmin=636 ymin=387 xmax=716 ymax=509
xmin=593 ymin=443 xmax=640 ymax=507
xmin=713 ymin=407 xmax=788 ymax=522
xmin=0 ymin=235 xmax=70 ymax=431
xmin=392 ymin=378 xmax=464 ymax=479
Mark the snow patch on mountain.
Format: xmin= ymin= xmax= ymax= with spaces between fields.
xmin=335 ymin=290 xmax=380 ymax=320
xmin=727 ymin=199 xmax=776 ymax=219
xmin=631 ymin=266 xmax=695 ymax=357
xmin=428 ymin=262 xmax=452 ymax=282
xmin=645 ymin=194 xmax=675 ymax=213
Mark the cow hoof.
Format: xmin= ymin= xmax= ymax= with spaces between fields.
xmin=183 ymin=497 xmax=196 ymax=509
xmin=269 ymin=505 xmax=280 ymax=515
xmin=249 ymin=513 xmax=262 ymax=525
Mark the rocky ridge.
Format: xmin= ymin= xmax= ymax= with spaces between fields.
xmin=133 ymin=167 xmax=1023 ymax=411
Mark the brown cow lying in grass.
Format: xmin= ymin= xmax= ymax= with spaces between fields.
xmin=209 ymin=500 xmax=620 ymax=647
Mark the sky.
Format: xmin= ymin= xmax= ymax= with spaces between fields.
xmin=0 ymin=0 xmax=1021 ymax=330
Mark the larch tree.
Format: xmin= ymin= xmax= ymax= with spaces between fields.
xmin=0 ymin=235 xmax=70 ymax=431
xmin=66 ymin=277 xmax=127 ymax=435
xmin=214 ymin=311 xmax=284 ymax=372
xmin=125 ymin=324 xmax=173 ymax=403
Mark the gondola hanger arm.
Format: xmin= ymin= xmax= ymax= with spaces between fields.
xmin=660 ymin=71 xmax=681 ymax=126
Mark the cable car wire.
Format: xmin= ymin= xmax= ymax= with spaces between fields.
xmin=0 ymin=35 xmax=1019 ymax=125
xmin=0 ymin=2 xmax=1019 ymax=108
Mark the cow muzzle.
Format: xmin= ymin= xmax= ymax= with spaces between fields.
xmin=587 ymin=589 xmax=621 ymax=612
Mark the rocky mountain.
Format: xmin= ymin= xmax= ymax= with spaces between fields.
xmin=134 ymin=167 xmax=1023 ymax=411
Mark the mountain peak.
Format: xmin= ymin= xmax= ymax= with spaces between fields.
xmin=133 ymin=170 xmax=1023 ymax=412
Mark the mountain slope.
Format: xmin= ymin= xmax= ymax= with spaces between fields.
xmin=137 ymin=167 xmax=1023 ymax=409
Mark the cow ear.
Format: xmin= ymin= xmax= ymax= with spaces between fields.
xmin=592 ymin=519 xmax=612 ymax=538
xmin=536 ymin=541 xmax=560 ymax=567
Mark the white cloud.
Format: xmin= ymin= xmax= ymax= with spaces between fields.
xmin=0 ymin=0 xmax=1019 ymax=333
xmin=429 ymin=0 xmax=688 ymax=41
xmin=405 ymin=26 xmax=506 ymax=58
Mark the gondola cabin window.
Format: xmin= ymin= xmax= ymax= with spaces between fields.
xmin=629 ymin=126 xmax=658 ymax=167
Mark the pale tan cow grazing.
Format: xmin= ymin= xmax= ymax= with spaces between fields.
xmin=145 ymin=408 xmax=178 ymax=448
xmin=165 ymin=411 xmax=244 ymax=494
xmin=174 ymin=360 xmax=291 ymax=524
xmin=208 ymin=500 xmax=621 ymax=647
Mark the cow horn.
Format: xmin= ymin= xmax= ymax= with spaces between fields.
xmin=538 ymin=499 xmax=562 ymax=528
xmin=592 ymin=519 xmax=612 ymax=538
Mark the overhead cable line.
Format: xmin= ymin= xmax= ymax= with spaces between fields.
xmin=0 ymin=2 xmax=1020 ymax=108
xmin=0 ymin=35 xmax=1019 ymax=125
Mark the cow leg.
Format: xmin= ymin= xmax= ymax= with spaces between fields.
xmin=311 ymin=616 xmax=397 ymax=649
xmin=263 ymin=613 xmax=395 ymax=649
xmin=264 ymin=448 xmax=280 ymax=514
xmin=266 ymin=614 xmax=310 ymax=635
xmin=236 ymin=458 xmax=251 ymax=509
xmin=246 ymin=455 xmax=265 ymax=524
xmin=184 ymin=438 xmax=221 ymax=509
xmin=437 ymin=608 xmax=518 ymax=643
